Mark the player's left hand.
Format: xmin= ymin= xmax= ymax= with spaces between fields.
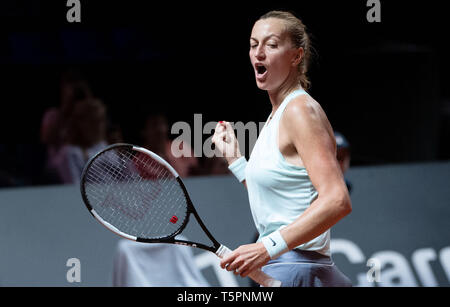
xmin=219 ymin=242 xmax=271 ymax=278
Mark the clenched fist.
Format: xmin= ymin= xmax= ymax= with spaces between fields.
xmin=212 ymin=121 xmax=243 ymax=165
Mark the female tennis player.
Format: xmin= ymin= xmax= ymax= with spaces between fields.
xmin=212 ymin=11 xmax=353 ymax=287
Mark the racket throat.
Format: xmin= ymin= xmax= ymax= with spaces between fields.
xmin=171 ymin=238 xmax=217 ymax=253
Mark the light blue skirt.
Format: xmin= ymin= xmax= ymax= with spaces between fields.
xmin=261 ymin=249 xmax=352 ymax=287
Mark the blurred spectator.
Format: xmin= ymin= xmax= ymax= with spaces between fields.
xmin=54 ymin=98 xmax=108 ymax=184
xmin=141 ymin=113 xmax=198 ymax=178
xmin=334 ymin=131 xmax=352 ymax=193
xmin=113 ymin=239 xmax=209 ymax=287
xmin=40 ymin=69 xmax=93 ymax=182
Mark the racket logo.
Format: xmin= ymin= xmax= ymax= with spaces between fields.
xmin=170 ymin=216 xmax=179 ymax=224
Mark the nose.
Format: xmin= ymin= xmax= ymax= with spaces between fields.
xmin=255 ymin=45 xmax=266 ymax=60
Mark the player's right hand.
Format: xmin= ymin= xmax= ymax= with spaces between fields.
xmin=212 ymin=121 xmax=242 ymax=165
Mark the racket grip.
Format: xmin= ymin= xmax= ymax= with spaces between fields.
xmin=216 ymin=245 xmax=282 ymax=287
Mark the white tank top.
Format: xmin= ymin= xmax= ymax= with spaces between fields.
xmin=245 ymin=89 xmax=331 ymax=256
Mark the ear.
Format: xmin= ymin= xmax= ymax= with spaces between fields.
xmin=292 ymin=47 xmax=304 ymax=67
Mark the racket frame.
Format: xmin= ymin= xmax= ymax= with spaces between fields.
xmin=80 ymin=143 xmax=221 ymax=253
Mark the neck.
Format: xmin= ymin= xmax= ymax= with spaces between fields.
xmin=267 ymin=76 xmax=303 ymax=116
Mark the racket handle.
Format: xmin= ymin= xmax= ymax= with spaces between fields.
xmin=216 ymin=245 xmax=282 ymax=287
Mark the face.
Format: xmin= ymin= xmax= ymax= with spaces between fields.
xmin=249 ymin=18 xmax=302 ymax=91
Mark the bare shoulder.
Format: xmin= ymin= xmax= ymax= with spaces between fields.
xmin=283 ymin=94 xmax=327 ymax=126
xmin=282 ymin=93 xmax=336 ymax=153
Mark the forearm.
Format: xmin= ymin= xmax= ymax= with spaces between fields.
xmin=280 ymin=192 xmax=351 ymax=250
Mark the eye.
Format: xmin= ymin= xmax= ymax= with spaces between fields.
xmin=267 ymin=42 xmax=278 ymax=48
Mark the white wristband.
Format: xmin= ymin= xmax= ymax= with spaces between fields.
xmin=228 ymin=157 xmax=247 ymax=182
xmin=261 ymin=231 xmax=289 ymax=260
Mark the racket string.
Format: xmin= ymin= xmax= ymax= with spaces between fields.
xmin=83 ymin=146 xmax=188 ymax=239
xmin=87 ymin=150 xmax=169 ymax=236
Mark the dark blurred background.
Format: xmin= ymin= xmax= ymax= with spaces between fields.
xmin=1 ymin=0 xmax=449 ymax=187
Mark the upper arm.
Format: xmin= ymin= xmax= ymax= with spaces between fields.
xmin=284 ymin=98 xmax=347 ymax=200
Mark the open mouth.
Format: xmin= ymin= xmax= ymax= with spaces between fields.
xmin=256 ymin=65 xmax=267 ymax=75
xmin=255 ymin=64 xmax=268 ymax=78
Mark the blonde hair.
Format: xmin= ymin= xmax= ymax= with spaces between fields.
xmin=259 ymin=11 xmax=313 ymax=90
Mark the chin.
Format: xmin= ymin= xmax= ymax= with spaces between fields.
xmin=256 ymin=84 xmax=267 ymax=91
xmin=255 ymin=80 xmax=270 ymax=91
xmin=256 ymin=81 xmax=276 ymax=92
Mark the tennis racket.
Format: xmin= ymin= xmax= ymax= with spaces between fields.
xmin=80 ymin=143 xmax=281 ymax=287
